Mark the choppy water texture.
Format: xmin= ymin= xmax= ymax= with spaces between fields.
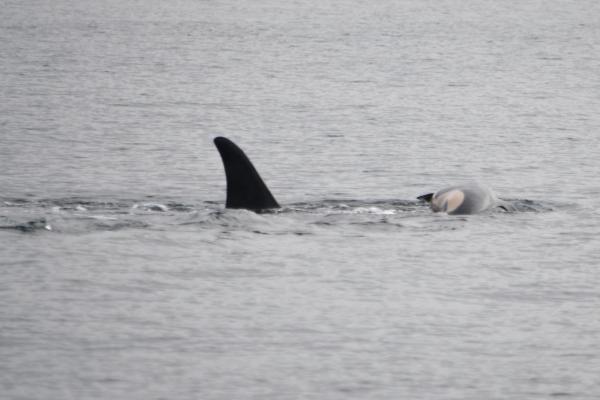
xmin=2 ymin=1 xmax=600 ymax=399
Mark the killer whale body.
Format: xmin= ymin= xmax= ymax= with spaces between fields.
xmin=214 ymin=136 xmax=510 ymax=215
xmin=213 ymin=137 xmax=279 ymax=210
xmin=418 ymin=184 xmax=511 ymax=215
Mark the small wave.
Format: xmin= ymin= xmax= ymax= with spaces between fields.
xmin=92 ymin=220 xmax=149 ymax=231
xmin=132 ymin=203 xmax=169 ymax=212
xmin=0 ymin=218 xmax=51 ymax=233
xmin=503 ymin=199 xmax=556 ymax=213
xmin=0 ymin=197 xmax=135 ymax=212
xmin=1 ymin=197 xmax=203 ymax=214
xmin=41 ymin=198 xmax=134 ymax=211
xmin=286 ymin=199 xmax=418 ymax=214
xmin=1 ymin=198 xmax=32 ymax=207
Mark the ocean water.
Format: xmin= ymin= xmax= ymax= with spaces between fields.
xmin=1 ymin=1 xmax=600 ymax=399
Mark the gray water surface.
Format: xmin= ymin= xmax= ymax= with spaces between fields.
xmin=2 ymin=1 xmax=600 ymax=399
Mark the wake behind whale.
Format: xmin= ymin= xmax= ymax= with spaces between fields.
xmin=0 ymin=137 xmax=546 ymax=236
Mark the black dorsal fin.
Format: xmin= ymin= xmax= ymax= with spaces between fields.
xmin=213 ymin=137 xmax=280 ymax=210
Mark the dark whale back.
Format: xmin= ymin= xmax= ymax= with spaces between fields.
xmin=213 ymin=137 xmax=279 ymax=210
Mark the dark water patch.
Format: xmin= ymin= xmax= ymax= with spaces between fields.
xmin=293 ymin=231 xmax=311 ymax=236
xmin=166 ymin=202 xmax=195 ymax=212
xmin=1 ymin=198 xmax=31 ymax=207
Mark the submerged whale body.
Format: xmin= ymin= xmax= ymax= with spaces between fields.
xmin=418 ymin=184 xmax=508 ymax=215
xmin=213 ymin=137 xmax=279 ymax=210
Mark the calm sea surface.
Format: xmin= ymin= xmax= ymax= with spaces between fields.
xmin=2 ymin=1 xmax=600 ymax=399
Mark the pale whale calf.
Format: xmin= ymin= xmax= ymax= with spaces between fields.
xmin=418 ymin=184 xmax=512 ymax=215
xmin=214 ymin=136 xmax=511 ymax=214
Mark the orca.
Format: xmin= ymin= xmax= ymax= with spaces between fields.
xmin=213 ymin=137 xmax=279 ymax=211
xmin=418 ymin=183 xmax=511 ymax=215
xmin=214 ymin=137 xmax=511 ymax=215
